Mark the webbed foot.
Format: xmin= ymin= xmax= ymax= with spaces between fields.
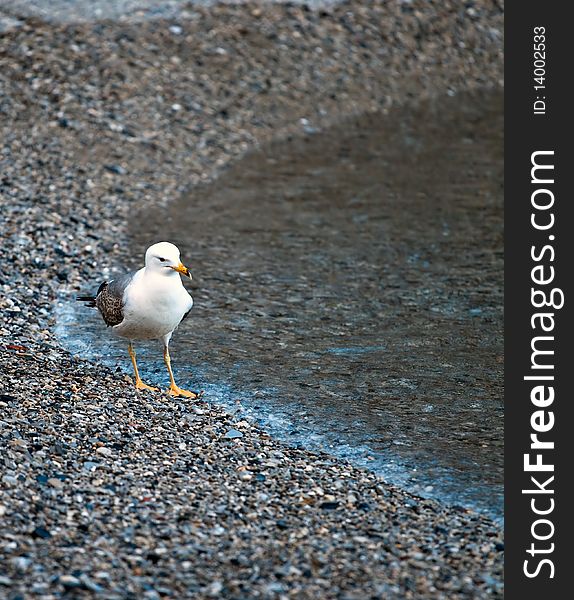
xmin=167 ymin=384 xmax=198 ymax=399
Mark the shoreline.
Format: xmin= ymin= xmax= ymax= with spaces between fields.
xmin=1 ymin=2 xmax=504 ymax=597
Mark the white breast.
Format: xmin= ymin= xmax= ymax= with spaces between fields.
xmin=113 ymin=269 xmax=193 ymax=340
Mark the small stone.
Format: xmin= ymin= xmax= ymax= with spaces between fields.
xmin=319 ymin=501 xmax=340 ymax=510
xmin=223 ymin=429 xmax=243 ymax=439
xmin=59 ymin=575 xmax=82 ymax=589
xmin=104 ymin=164 xmax=126 ymax=175
xmin=32 ymin=526 xmax=52 ymax=539
xmin=31 ymin=582 xmax=49 ymax=593
xmin=206 ymin=581 xmax=223 ymax=596
xmin=12 ymin=556 xmax=32 ymax=571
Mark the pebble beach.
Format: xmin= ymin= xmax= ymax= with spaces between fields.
xmin=1 ymin=1 xmax=504 ymax=598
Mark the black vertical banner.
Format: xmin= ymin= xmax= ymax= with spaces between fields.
xmin=506 ymin=1 xmax=573 ymax=597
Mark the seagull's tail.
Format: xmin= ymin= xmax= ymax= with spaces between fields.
xmin=77 ymin=295 xmax=97 ymax=308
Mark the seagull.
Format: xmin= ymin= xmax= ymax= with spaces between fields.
xmin=78 ymin=241 xmax=198 ymax=398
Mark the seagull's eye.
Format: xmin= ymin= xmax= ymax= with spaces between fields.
xmin=158 ymin=257 xmax=167 ymax=263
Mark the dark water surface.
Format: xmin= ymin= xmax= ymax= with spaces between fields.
xmin=58 ymin=90 xmax=503 ymax=519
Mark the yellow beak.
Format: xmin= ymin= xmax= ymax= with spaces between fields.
xmin=172 ymin=262 xmax=192 ymax=279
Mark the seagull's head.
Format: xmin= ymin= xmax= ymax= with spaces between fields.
xmin=144 ymin=241 xmax=192 ymax=279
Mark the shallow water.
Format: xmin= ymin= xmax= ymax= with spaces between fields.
xmin=57 ymin=90 xmax=503 ymax=519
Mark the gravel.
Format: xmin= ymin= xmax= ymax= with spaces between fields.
xmin=0 ymin=1 xmax=503 ymax=598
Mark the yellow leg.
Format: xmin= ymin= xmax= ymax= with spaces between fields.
xmin=128 ymin=342 xmax=157 ymax=392
xmin=164 ymin=345 xmax=197 ymax=399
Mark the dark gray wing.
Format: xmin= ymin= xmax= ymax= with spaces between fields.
xmin=94 ymin=273 xmax=134 ymax=327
